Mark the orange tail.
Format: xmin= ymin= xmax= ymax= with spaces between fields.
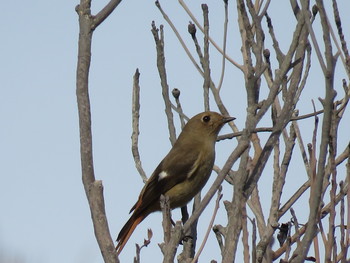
xmin=116 ymin=214 xmax=145 ymax=255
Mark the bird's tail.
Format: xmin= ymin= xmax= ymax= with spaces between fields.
xmin=116 ymin=213 xmax=145 ymax=255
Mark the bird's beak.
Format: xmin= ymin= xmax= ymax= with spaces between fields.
xmin=223 ymin=116 xmax=236 ymax=123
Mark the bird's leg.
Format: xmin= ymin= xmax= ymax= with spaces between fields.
xmin=181 ymin=206 xmax=189 ymax=224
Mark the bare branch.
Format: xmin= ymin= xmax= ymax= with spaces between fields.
xmin=331 ymin=0 xmax=350 ymax=77
xmin=160 ymin=195 xmax=172 ymax=245
xmin=264 ymin=13 xmax=285 ymax=63
xmin=291 ymin=1 xmax=337 ymax=260
xmin=250 ymin=218 xmax=257 ymax=263
xmin=274 ymin=179 xmax=349 ymax=260
xmin=171 ymin=88 xmax=186 ymax=129
xmin=151 ymin=21 xmax=177 ymax=145
xmin=76 ymin=1 xmax=118 ymax=262
xmin=290 ymin=208 xmax=301 ymax=247
xmin=202 ymin=4 xmax=210 ymax=111
xmin=217 ymin=0 xmax=229 ymax=92
xmin=300 ymin=0 xmax=328 ymax=75
xmin=213 ymin=224 xmax=225 ymax=253
xmin=279 ymin=180 xmax=310 ymax=217
xmin=92 ymin=0 xmax=123 ymax=30
xmin=131 ymin=69 xmax=148 ymax=183
xmin=178 ymin=0 xmax=244 ymax=71
xmin=241 ymin=205 xmax=250 ymax=263
xmin=156 ymin=1 xmax=203 ymax=75
xmin=191 ymin=188 xmax=223 ymax=263
xmin=247 ymin=187 xmax=266 ymax=238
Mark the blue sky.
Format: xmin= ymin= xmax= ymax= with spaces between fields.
xmin=1 ymin=1 xmax=349 ymax=262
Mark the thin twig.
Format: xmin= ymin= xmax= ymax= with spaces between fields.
xmin=160 ymin=195 xmax=172 ymax=245
xmin=331 ymin=0 xmax=350 ymax=78
xmin=202 ymin=4 xmax=210 ymax=111
xmin=300 ymin=0 xmax=327 ymax=75
xmin=251 ymin=217 xmax=257 ymax=263
xmin=191 ymin=188 xmax=223 ymax=263
xmin=178 ymin=0 xmax=244 ymax=71
xmin=290 ymin=208 xmax=301 ymax=246
xmin=156 ymin=1 xmax=203 ymax=76
xmin=258 ymin=0 xmax=271 ymax=17
xmin=241 ymin=205 xmax=250 ymax=263
xmin=92 ymin=0 xmax=123 ymax=30
xmin=273 ymin=179 xmax=349 ymax=259
xmin=151 ymin=21 xmax=177 ymax=145
xmin=171 ymin=88 xmax=186 ymax=129
xmin=291 ymin=0 xmax=336 ymax=260
xmin=217 ymin=0 xmax=229 ymax=92
xmin=278 ymin=180 xmax=310 ymax=217
xmin=264 ymin=12 xmax=285 ymax=64
xmin=325 ymin=113 xmax=338 ymax=261
xmin=294 ymin=44 xmax=312 ymax=103
xmin=247 ymin=186 xmax=266 ymax=238
xmin=293 ymin=120 xmax=310 ymax=177
xmin=345 ymin=155 xmax=350 ymax=260
xmin=131 ymin=69 xmax=147 ymax=183
xmin=213 ymin=224 xmax=225 ymax=253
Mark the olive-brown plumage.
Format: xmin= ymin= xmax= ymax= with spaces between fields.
xmin=116 ymin=111 xmax=235 ymax=254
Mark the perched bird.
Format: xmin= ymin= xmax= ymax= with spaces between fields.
xmin=116 ymin=111 xmax=235 ymax=254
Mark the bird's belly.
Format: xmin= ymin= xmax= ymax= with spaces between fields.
xmin=164 ymin=169 xmax=212 ymax=208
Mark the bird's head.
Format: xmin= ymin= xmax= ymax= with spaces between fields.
xmin=183 ymin=111 xmax=235 ymax=139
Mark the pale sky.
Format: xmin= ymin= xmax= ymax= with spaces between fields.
xmin=1 ymin=1 xmax=349 ymax=262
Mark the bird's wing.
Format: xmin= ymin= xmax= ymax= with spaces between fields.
xmin=130 ymin=146 xmax=201 ymax=214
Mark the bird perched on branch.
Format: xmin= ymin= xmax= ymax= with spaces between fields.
xmin=116 ymin=111 xmax=235 ymax=254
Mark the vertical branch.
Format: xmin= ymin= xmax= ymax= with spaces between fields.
xmin=346 ymin=156 xmax=350 ymax=260
xmin=160 ymin=195 xmax=172 ymax=245
xmin=222 ymin=150 xmax=250 ymax=262
xmin=325 ymin=107 xmax=338 ymax=262
xmin=76 ymin=0 xmax=94 ymax=193
xmin=301 ymin=0 xmax=327 ymax=74
xmin=178 ymin=0 xmax=243 ymax=70
xmin=264 ymin=13 xmax=285 ymax=64
xmin=188 ymin=22 xmax=235 ymax=125
xmin=251 ymin=218 xmax=257 ymax=263
xmin=217 ymin=0 xmax=228 ymax=92
xmin=291 ymin=1 xmax=336 ymax=261
xmin=313 ymin=235 xmax=321 ymax=262
xmin=241 ymin=205 xmax=250 ymax=263
xmin=131 ymin=69 xmax=148 ymax=183
xmin=162 ymin=221 xmax=183 ymax=263
xmin=191 ymin=188 xmax=222 ymax=263
xmin=156 ymin=1 xmax=204 ymax=75
xmin=151 ymin=21 xmax=177 ymax=145
xmin=256 ymin=125 xmax=296 ymax=261
xmin=332 ymin=0 xmax=350 ymax=76
xmin=202 ymin=4 xmax=210 ymax=111
xmin=290 ymin=208 xmax=301 ymax=247
xmin=75 ymin=0 xmax=121 ymax=262
xmin=293 ymin=120 xmax=311 ymax=176
xmin=247 ymin=187 xmax=266 ymax=238
xmin=339 ymin=182 xmax=346 ymax=262
xmin=237 ymin=0 xmax=257 ymax=110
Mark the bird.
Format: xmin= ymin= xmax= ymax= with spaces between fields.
xmin=116 ymin=111 xmax=235 ymax=254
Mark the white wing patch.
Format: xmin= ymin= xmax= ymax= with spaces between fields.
xmin=187 ymin=153 xmax=202 ymax=179
xmin=158 ymin=171 xmax=168 ymax=181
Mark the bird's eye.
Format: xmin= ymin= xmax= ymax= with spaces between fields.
xmin=202 ymin=115 xmax=210 ymax=122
